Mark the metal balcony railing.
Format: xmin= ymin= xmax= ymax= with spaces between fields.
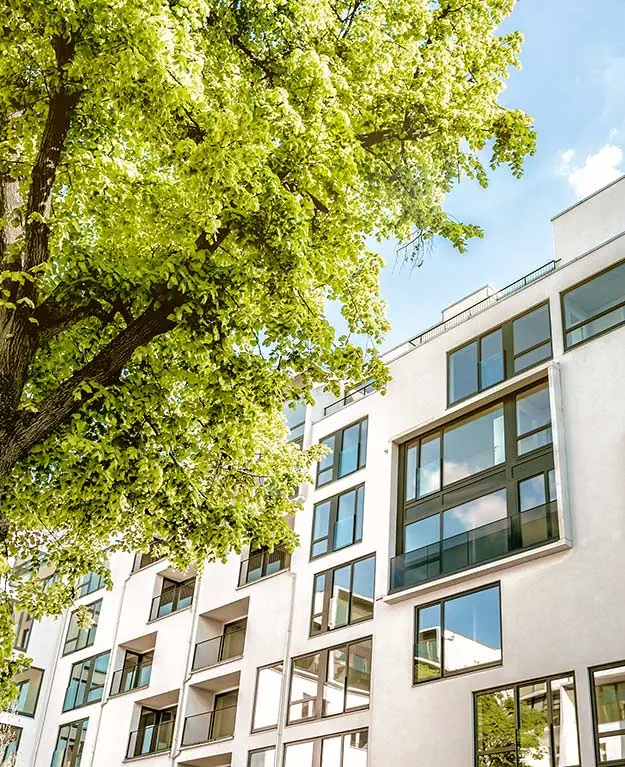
xmin=238 ymin=546 xmax=290 ymax=587
xmin=149 ymin=579 xmax=195 ymax=621
xmin=110 ymin=661 xmax=153 ymax=696
xmin=324 ymin=381 xmax=376 ymax=417
xmin=390 ymin=504 xmax=559 ymax=593
xmin=126 ymin=719 xmax=174 ymax=759
xmin=192 ymin=628 xmax=246 ymax=672
xmin=181 ymin=704 xmax=237 ymax=746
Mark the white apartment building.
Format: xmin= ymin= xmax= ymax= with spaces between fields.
xmin=3 ymin=175 xmax=625 ymax=767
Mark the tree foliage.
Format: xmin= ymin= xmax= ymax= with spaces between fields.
xmin=0 ymin=0 xmax=534 ymax=699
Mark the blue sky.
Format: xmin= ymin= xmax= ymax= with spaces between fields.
xmin=375 ymin=0 xmax=625 ymax=351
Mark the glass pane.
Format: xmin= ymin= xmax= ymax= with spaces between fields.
xmin=519 ymin=475 xmax=546 ymax=512
xmin=249 ymin=749 xmax=276 ymax=767
xmin=443 ymin=587 xmax=501 ymax=673
xmin=354 ymin=486 xmax=364 ymax=542
xmin=449 ymin=342 xmax=478 ymax=403
xmin=515 ymin=341 xmax=552 ymax=373
xmin=358 ymin=419 xmax=367 ymax=469
xmin=563 ymin=261 xmax=625 ymax=338
xmin=516 ymin=385 xmax=551 ymax=436
xmin=443 ymin=405 xmax=505 ymax=485
xmin=289 ymin=654 xmax=320 ymax=722
xmin=519 ymin=682 xmax=551 ymax=765
xmin=330 ymin=566 xmax=351 ymax=630
xmin=350 ymin=557 xmax=374 ymax=624
xmin=253 ymin=664 xmax=283 ymax=730
xmin=518 ymin=427 xmax=553 ymax=456
xmin=476 ymin=689 xmax=516 ymax=754
xmin=321 ymin=736 xmax=342 ymax=767
xmin=342 ymin=731 xmax=368 ymax=767
xmin=514 ymin=304 xmax=551 ymax=354
xmin=284 ymin=400 xmax=306 ymax=431
xmin=334 ymin=490 xmax=357 ymax=550
xmin=324 ymin=648 xmax=347 ymax=715
xmin=312 ymin=501 xmax=331 ymax=553
xmin=317 ymin=436 xmax=335 ymax=485
xmin=480 ymin=328 xmax=504 ymax=389
xmin=346 ymin=640 xmax=371 ymax=710
xmin=339 ymin=425 xmax=360 ymax=477
xmin=594 ymin=665 xmax=625 ymax=736
xmin=443 ymin=489 xmax=507 ymax=538
xmin=551 ymin=676 xmax=580 ymax=767
xmin=415 ymin=604 xmax=441 ymax=681
xmin=419 ymin=434 xmax=441 ymax=497
xmin=599 ymin=735 xmax=625 ymax=763
xmin=548 ymin=469 xmax=557 ymax=502
xmin=284 ymin=742 xmax=314 ymax=767
xmin=566 ymin=305 xmax=625 ymax=347
xmin=405 ymin=514 xmax=440 ymax=553
xmin=311 ymin=575 xmax=326 ymax=635
xmin=406 ymin=446 xmax=417 ymax=501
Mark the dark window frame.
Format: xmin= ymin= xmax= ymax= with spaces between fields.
xmin=473 ymin=671 xmax=581 ymax=767
xmin=63 ymin=599 xmax=102 ymax=656
xmin=251 ymin=661 xmax=284 ymax=733
xmin=52 ymin=718 xmax=89 ymax=767
xmin=286 ymin=636 xmax=372 ymax=726
xmin=13 ymin=608 xmax=33 ymax=652
xmin=315 ymin=418 xmax=368 ymax=488
xmin=561 ymin=256 xmax=625 ymax=351
xmin=283 ymin=727 xmax=369 ymax=767
xmin=310 ymin=553 xmax=375 ymax=637
xmin=310 ymin=484 xmax=365 ymax=560
xmin=447 ymin=301 xmax=553 ymax=407
xmin=63 ymin=650 xmax=110 ymax=712
xmin=75 ymin=572 xmax=105 ymax=599
xmin=413 ymin=582 xmax=502 ymax=685
xmin=149 ymin=576 xmax=196 ymax=621
xmin=248 ymin=746 xmax=276 ymax=767
xmin=589 ymin=659 xmax=625 ymax=766
xmin=12 ymin=667 xmax=44 ymax=717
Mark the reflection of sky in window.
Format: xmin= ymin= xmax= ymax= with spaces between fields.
xmin=443 ymin=489 xmax=507 ymax=538
xmin=516 ymin=386 xmax=550 ymax=435
xmin=443 ymin=407 xmax=505 ymax=485
xmin=352 ymin=558 xmax=374 ymax=599
xmin=564 ymin=261 xmax=625 ymax=325
xmin=445 ymin=587 xmax=501 ymax=651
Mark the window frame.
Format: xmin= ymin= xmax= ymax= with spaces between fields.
xmin=310 ymin=484 xmax=365 ymax=560
xmin=52 ymin=717 xmax=89 ymax=767
xmin=561 ymin=256 xmax=625 ymax=351
xmin=63 ymin=650 xmax=111 ymax=712
xmin=589 ymin=659 xmax=625 ymax=766
xmin=251 ymin=661 xmax=284 ymax=733
xmin=315 ymin=417 xmax=368 ymax=488
xmin=282 ymin=727 xmax=369 ymax=767
xmin=310 ymin=553 xmax=375 ymax=637
xmin=12 ymin=667 xmax=44 ymax=717
xmin=413 ymin=582 xmax=502 ymax=685
xmin=75 ymin=572 xmax=105 ymax=599
xmin=63 ymin=599 xmax=102 ymax=656
xmin=248 ymin=746 xmax=276 ymax=767
xmin=286 ymin=636 xmax=372 ymax=725
xmin=447 ymin=301 xmax=553 ymax=407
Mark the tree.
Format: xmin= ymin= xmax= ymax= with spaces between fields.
xmin=0 ymin=0 xmax=534 ymax=701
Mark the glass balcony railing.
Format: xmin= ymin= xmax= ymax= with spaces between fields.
xmin=149 ymin=579 xmax=195 ymax=621
xmin=181 ymin=704 xmax=237 ymax=746
xmin=126 ymin=719 xmax=174 ymax=759
xmin=110 ymin=661 xmax=153 ymax=696
xmin=390 ymin=504 xmax=559 ymax=593
xmin=238 ymin=546 xmax=290 ymax=587
xmin=192 ymin=628 xmax=246 ymax=672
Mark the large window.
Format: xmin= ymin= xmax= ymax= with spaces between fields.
xmin=414 ymin=584 xmax=501 ymax=683
xmin=252 ymin=662 xmax=284 ymax=732
xmin=563 ymin=260 xmax=625 ymax=349
xmin=590 ymin=661 xmax=625 ymax=764
xmin=63 ymin=652 xmax=110 ymax=712
xmin=13 ymin=609 xmax=33 ymax=651
xmin=311 ymin=555 xmax=375 ymax=636
xmin=51 ymin=718 xmax=88 ymax=767
xmin=127 ymin=706 xmax=176 ymax=759
xmin=316 ymin=419 xmax=368 ymax=487
xmin=63 ymin=600 xmax=102 ymax=655
xmin=149 ymin=577 xmax=195 ymax=621
xmin=474 ymin=673 xmax=580 ymax=767
xmin=12 ymin=667 xmax=44 ymax=716
xmin=0 ymin=725 xmax=21 ymax=764
xmin=394 ymin=382 xmax=557 ymax=591
xmin=284 ymin=730 xmax=368 ymax=767
xmin=448 ymin=303 xmax=552 ymax=405
xmin=311 ymin=485 xmax=364 ymax=559
xmin=287 ymin=638 xmax=372 ymax=724
xmin=76 ymin=572 xmax=105 ymax=599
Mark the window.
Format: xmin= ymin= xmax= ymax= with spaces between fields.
xmin=52 ymin=718 xmax=88 ymax=767
xmin=12 ymin=667 xmax=44 ymax=716
xmin=149 ymin=577 xmax=195 ymax=620
xmin=311 ymin=555 xmax=375 ymax=636
xmin=0 ymin=725 xmax=21 ymax=764
xmin=284 ymin=730 xmax=368 ymax=767
xmin=131 ymin=551 xmax=163 ymax=572
xmin=287 ymin=638 xmax=372 ymax=724
xmin=393 ymin=382 xmax=557 ymax=592
xmin=316 ymin=418 xmax=368 ymax=487
xmin=475 ymin=673 xmax=580 ymax=767
xmin=76 ymin=572 xmax=105 ymax=599
xmin=563 ymin=259 xmax=625 ymax=349
xmin=252 ymin=662 xmax=284 ymax=731
xmin=414 ymin=584 xmax=501 ymax=683
xmin=590 ymin=661 xmax=625 ymax=764
xmin=311 ymin=485 xmax=365 ymax=558
xmin=127 ymin=706 xmax=176 ymax=758
xmin=63 ymin=600 xmax=102 ymax=655
xmin=63 ymin=652 xmax=110 ymax=711
xmin=248 ymin=747 xmax=276 ymax=767
xmin=13 ymin=609 xmax=33 ymax=651
xmin=238 ymin=545 xmax=291 ymax=586
xmin=448 ymin=303 xmax=552 ymax=404
xmin=110 ymin=649 xmax=153 ymax=696
xmin=284 ymin=400 xmax=306 ymax=448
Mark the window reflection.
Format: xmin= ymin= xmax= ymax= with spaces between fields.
xmin=443 ymin=489 xmax=507 ymax=538
xmin=252 ymin=663 xmax=283 ymax=731
xmin=449 ymin=341 xmax=478 ymax=403
xmin=313 ymin=555 xmax=375 ymax=635
xmin=443 ymin=405 xmax=505 ymax=485
xmin=592 ymin=663 xmax=625 ymax=763
xmin=480 ymin=328 xmax=504 ymax=389
xmin=288 ymin=654 xmax=320 ymax=722
xmin=516 ymin=384 xmax=552 ymax=456
xmin=312 ymin=486 xmax=364 ymax=558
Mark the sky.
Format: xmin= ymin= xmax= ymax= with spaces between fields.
xmin=373 ymin=0 xmax=625 ymax=351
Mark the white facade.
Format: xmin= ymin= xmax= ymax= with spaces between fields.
xmin=4 ymin=176 xmax=625 ymax=767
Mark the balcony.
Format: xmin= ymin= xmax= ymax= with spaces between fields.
xmin=110 ymin=661 xmax=152 ymax=696
xmin=238 ymin=546 xmax=290 ymax=587
xmin=126 ymin=719 xmax=174 ymax=759
xmin=181 ymin=705 xmax=237 ymax=747
xmin=192 ymin=628 xmax=246 ymax=672
xmin=390 ymin=504 xmax=559 ymax=593
xmin=149 ymin=579 xmax=195 ymax=621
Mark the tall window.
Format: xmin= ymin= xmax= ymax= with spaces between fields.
xmin=287 ymin=638 xmax=372 ymax=724
xmin=474 ymin=674 xmax=580 ymax=767
xmin=311 ymin=485 xmax=364 ymax=558
xmin=311 ymin=555 xmax=375 ymax=635
xmin=63 ymin=600 xmax=102 ymax=655
xmin=284 ymin=730 xmax=368 ymax=767
xmin=394 ymin=382 xmax=557 ymax=591
xmin=252 ymin=662 xmax=283 ymax=732
xmin=127 ymin=706 xmax=176 ymax=758
xmin=0 ymin=725 xmax=21 ymax=763
xmin=414 ymin=584 xmax=501 ymax=683
xmin=316 ymin=418 xmax=368 ymax=487
xmin=562 ymin=259 xmax=625 ymax=349
xmin=63 ymin=652 xmax=110 ymax=711
xmin=13 ymin=609 xmax=33 ymax=651
xmin=590 ymin=661 xmax=625 ymax=764
xmin=448 ymin=303 xmax=552 ymax=405
xmin=150 ymin=577 xmax=195 ymax=620
xmin=51 ymin=719 xmax=88 ymax=767
xmin=12 ymin=667 xmax=44 ymax=716
xmin=76 ymin=572 xmax=105 ymax=599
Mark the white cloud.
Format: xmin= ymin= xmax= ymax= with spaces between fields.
xmin=558 ymin=144 xmax=624 ymax=199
